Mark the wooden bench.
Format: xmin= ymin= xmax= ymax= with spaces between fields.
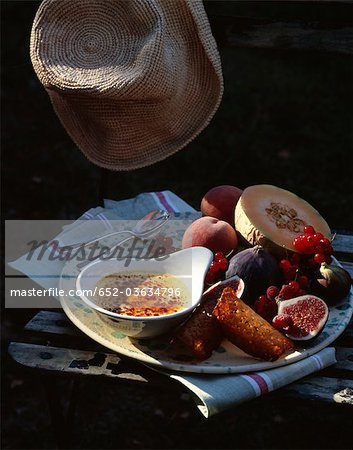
xmin=6 ymin=2 xmax=353 ymax=447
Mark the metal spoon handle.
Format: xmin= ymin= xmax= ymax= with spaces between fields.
xmin=52 ymin=210 xmax=169 ymax=251
xmin=70 ymin=229 xmax=135 ymax=250
xmin=77 ymin=235 xmax=134 ymax=270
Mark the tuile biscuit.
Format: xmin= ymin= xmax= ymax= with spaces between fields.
xmin=213 ymin=287 xmax=294 ymax=361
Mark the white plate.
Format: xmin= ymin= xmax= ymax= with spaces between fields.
xmin=59 ymin=248 xmax=353 ymax=374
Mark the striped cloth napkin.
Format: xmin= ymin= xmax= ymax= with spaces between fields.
xmin=156 ymin=347 xmax=335 ymax=417
xmin=8 ymin=190 xmax=337 ymax=417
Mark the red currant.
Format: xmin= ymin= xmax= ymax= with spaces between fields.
xmin=319 ymin=238 xmax=331 ymax=250
xmin=254 ymin=295 xmax=268 ymax=316
xmin=300 ymin=237 xmax=315 ymax=254
xmin=304 ymin=225 xmax=316 ymax=235
xmin=254 ymin=295 xmax=278 ymax=322
xmin=293 ymin=236 xmax=306 ymax=252
xmin=218 ymin=257 xmax=229 ymax=271
xmin=205 ymin=271 xmax=216 ymax=284
xmin=209 ymin=261 xmax=221 ymax=273
xmin=279 ymin=284 xmax=297 ymax=300
xmin=272 ymin=314 xmax=293 ymax=332
xmin=325 ymin=244 xmax=334 ymax=255
xmin=305 ymin=234 xmax=314 ymax=245
xmin=288 ymin=280 xmax=299 ymax=292
xmin=313 ymin=253 xmax=328 ymax=264
xmin=298 ymin=275 xmax=309 ymax=289
xmin=279 ymin=259 xmax=292 ymax=271
xmin=283 ymin=266 xmax=297 ymax=282
xmin=313 ymin=233 xmax=324 ymax=244
xmin=266 ymin=286 xmax=280 ymax=301
xmin=214 ymin=252 xmax=224 ymax=262
xmin=290 ymin=253 xmax=301 ymax=266
xmin=258 ymin=295 xmax=268 ymax=304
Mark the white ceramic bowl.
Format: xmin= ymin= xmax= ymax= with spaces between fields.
xmin=76 ymin=247 xmax=213 ymax=338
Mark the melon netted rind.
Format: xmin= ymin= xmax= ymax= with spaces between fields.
xmin=234 ymin=184 xmax=331 ymax=256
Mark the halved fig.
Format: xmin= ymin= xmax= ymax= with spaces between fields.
xmin=274 ymin=295 xmax=329 ymax=341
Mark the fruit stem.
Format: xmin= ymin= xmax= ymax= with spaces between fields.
xmin=294 ymin=269 xmax=300 ymax=282
xmin=275 ymin=295 xmax=282 ymax=305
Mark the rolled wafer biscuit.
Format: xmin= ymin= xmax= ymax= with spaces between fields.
xmin=213 ymin=287 xmax=294 ymax=361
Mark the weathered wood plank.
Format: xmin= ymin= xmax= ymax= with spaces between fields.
xmin=24 ymin=310 xmax=81 ymax=336
xmin=276 ymin=376 xmax=353 ymax=404
xmin=333 ymin=388 xmax=353 ymax=404
xmin=8 ymin=342 xmax=156 ymax=382
xmin=209 ymin=16 xmax=353 ymax=54
xmin=332 ymin=233 xmax=353 ymax=254
xmin=9 ymin=342 xmax=353 ymax=405
xmin=10 ymin=339 xmax=353 ymax=376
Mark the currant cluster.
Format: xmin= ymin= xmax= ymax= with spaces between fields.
xmin=205 ymin=251 xmax=229 ymax=284
xmin=254 ymin=259 xmax=312 ymax=321
xmin=292 ymin=225 xmax=333 ymax=264
xmin=253 ymin=286 xmax=279 ymax=322
xmin=278 ymin=257 xmax=309 ymax=285
xmin=278 ymin=279 xmax=308 ymax=300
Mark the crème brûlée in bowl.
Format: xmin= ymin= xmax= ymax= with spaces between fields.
xmin=76 ymin=247 xmax=213 ymax=338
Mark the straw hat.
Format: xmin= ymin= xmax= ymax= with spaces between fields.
xmin=30 ymin=0 xmax=223 ymax=171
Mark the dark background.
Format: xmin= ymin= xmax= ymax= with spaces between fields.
xmin=2 ymin=1 xmax=353 ymax=226
xmin=2 ymin=1 xmax=353 ymax=449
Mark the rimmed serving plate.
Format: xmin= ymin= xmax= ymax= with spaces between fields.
xmin=59 ymin=250 xmax=353 ymax=374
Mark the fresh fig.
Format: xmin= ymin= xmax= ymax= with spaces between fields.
xmin=312 ymin=262 xmax=351 ymax=305
xmin=226 ymin=245 xmax=281 ymax=304
xmin=274 ymin=295 xmax=328 ymax=341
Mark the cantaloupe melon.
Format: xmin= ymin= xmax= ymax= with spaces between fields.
xmin=234 ymin=185 xmax=331 ymax=255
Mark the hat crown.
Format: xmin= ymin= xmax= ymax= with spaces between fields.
xmin=31 ymin=0 xmax=176 ymax=98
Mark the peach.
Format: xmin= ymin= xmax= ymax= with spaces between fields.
xmin=182 ymin=216 xmax=238 ymax=255
xmin=201 ymin=185 xmax=243 ymax=226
